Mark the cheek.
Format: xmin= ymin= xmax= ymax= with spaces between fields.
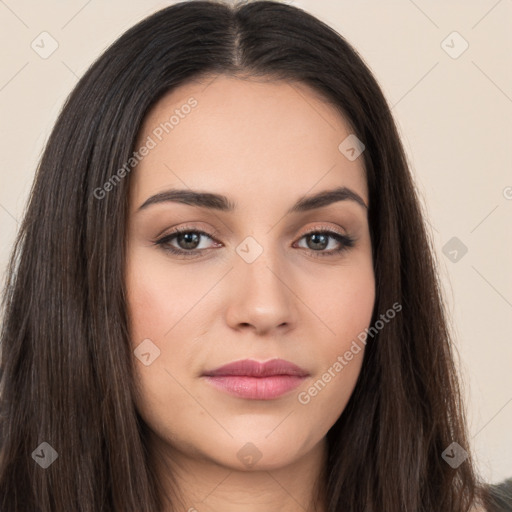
xmin=126 ymin=255 xmax=206 ymax=446
xmin=125 ymin=249 xmax=211 ymax=342
xmin=295 ymin=260 xmax=374 ymax=423
xmin=126 ymin=273 xmax=172 ymax=341
xmin=304 ymin=254 xmax=375 ymax=348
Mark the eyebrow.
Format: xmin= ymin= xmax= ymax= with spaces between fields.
xmin=137 ymin=185 xmax=368 ymax=214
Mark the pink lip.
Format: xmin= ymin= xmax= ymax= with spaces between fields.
xmin=202 ymin=359 xmax=309 ymax=400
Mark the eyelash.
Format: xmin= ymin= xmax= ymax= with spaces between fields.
xmin=154 ymin=225 xmax=355 ymax=259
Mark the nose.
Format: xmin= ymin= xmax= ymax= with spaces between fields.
xmin=224 ymin=244 xmax=299 ymax=335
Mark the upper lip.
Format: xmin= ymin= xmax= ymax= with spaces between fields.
xmin=202 ymin=358 xmax=309 ymax=378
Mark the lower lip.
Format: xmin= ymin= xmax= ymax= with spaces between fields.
xmin=203 ymin=375 xmax=306 ymax=400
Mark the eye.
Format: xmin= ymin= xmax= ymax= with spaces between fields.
xmin=294 ymin=229 xmax=355 ymax=257
xmin=154 ymin=227 xmax=220 ymax=258
xmin=154 ymin=226 xmax=356 ymax=259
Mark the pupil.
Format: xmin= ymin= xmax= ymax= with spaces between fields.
xmin=179 ymin=232 xmax=200 ymax=249
xmin=309 ymin=233 xmax=327 ymax=250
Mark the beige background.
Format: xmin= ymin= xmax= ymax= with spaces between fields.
xmin=0 ymin=0 xmax=510 ymax=484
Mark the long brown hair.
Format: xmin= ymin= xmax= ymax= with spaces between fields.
xmin=0 ymin=1 xmax=488 ymax=510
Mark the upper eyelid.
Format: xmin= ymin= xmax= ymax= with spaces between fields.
xmin=162 ymin=224 xmax=347 ymax=238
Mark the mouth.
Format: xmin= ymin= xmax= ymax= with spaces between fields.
xmin=201 ymin=358 xmax=309 ymax=400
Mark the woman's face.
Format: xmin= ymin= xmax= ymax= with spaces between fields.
xmin=125 ymin=75 xmax=375 ymax=471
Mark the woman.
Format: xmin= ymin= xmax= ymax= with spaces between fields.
xmin=0 ymin=1 xmax=493 ymax=510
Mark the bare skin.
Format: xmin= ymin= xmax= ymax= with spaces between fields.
xmin=125 ymin=75 xmax=375 ymax=511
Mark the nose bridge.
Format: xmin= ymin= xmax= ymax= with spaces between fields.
xmin=226 ymin=232 xmax=297 ymax=332
xmin=235 ymin=232 xmax=287 ymax=296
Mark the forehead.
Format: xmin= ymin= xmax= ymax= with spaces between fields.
xmin=130 ymin=75 xmax=367 ymax=213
